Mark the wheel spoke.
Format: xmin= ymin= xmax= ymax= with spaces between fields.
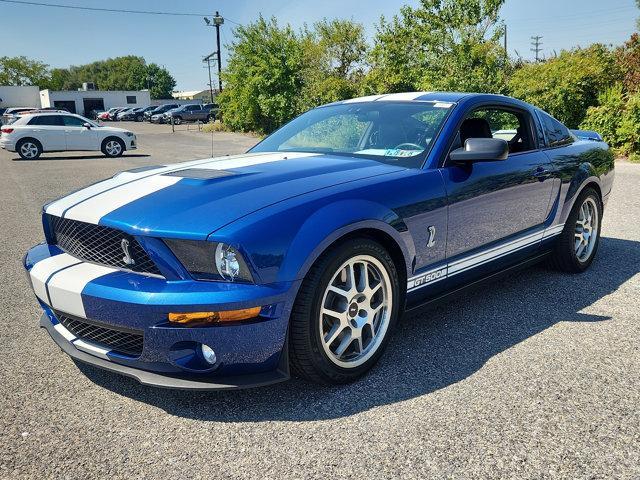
xmin=334 ymin=332 xmax=353 ymax=357
xmin=324 ymin=323 xmax=345 ymax=346
xmin=327 ymin=284 xmax=349 ymax=299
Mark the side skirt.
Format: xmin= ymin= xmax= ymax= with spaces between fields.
xmin=403 ymin=251 xmax=551 ymax=317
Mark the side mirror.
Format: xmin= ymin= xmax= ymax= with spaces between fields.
xmin=450 ymin=137 xmax=509 ymax=163
xmin=83 ymin=122 xmax=92 ymax=129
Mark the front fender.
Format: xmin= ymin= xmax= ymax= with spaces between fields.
xmin=279 ymin=200 xmax=414 ymax=282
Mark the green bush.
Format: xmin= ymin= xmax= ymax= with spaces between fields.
xmin=581 ymin=85 xmax=626 ymax=149
xmin=617 ymin=93 xmax=640 ymax=156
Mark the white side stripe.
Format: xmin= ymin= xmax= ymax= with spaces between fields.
xmin=408 ymin=225 xmax=565 ymax=292
xmin=29 ymin=253 xmax=81 ymax=303
xmin=46 ymin=262 xmax=118 ymax=318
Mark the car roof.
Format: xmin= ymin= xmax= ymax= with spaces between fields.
xmin=330 ymin=92 xmax=472 ymax=105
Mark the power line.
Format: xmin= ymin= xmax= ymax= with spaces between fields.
xmin=0 ymin=0 xmax=211 ymax=16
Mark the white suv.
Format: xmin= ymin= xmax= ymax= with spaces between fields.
xmin=0 ymin=112 xmax=137 ymax=159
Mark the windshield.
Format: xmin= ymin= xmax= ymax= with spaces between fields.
xmin=250 ymin=101 xmax=453 ymax=168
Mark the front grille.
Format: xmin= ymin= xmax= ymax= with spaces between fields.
xmin=49 ymin=215 xmax=162 ymax=275
xmin=57 ymin=312 xmax=144 ymax=357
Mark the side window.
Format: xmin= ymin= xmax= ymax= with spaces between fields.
xmin=459 ymin=107 xmax=535 ymax=154
xmin=62 ymin=116 xmax=87 ymax=127
xmin=29 ymin=115 xmax=63 ymax=126
xmin=126 ymin=96 xmax=137 ymax=104
xmin=538 ymin=111 xmax=573 ymax=147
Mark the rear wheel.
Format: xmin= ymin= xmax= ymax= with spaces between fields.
xmin=16 ymin=138 xmax=42 ymax=160
xmin=548 ymin=188 xmax=602 ymax=273
xmin=173 ymin=116 xmax=182 ymax=125
xmin=102 ymin=137 xmax=125 ymax=158
xmin=289 ymin=238 xmax=400 ymax=384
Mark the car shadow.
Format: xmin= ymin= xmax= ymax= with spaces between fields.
xmin=11 ymin=153 xmax=150 ymax=161
xmin=76 ymin=236 xmax=639 ymax=421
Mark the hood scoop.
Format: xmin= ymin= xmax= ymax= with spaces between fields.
xmin=163 ymin=168 xmax=235 ymax=180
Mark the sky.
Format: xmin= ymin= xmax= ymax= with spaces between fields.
xmin=0 ymin=0 xmax=638 ymax=91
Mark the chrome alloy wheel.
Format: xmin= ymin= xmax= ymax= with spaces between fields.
xmin=575 ymin=197 xmax=599 ymax=262
xmin=20 ymin=142 xmax=39 ymax=159
xmin=105 ymin=140 xmax=122 ymax=156
xmin=319 ymin=255 xmax=392 ymax=368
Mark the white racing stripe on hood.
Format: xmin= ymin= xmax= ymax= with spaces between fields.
xmin=63 ymin=175 xmax=182 ymax=224
xmin=46 ymin=262 xmax=119 ymax=318
xmin=44 ymin=153 xmax=274 ymax=218
xmin=57 ymin=152 xmax=317 ymax=224
xmin=29 ymin=253 xmax=81 ymax=303
xmin=190 ymin=152 xmax=318 ymax=170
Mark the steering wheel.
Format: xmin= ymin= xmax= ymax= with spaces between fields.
xmin=394 ymin=143 xmax=423 ymax=151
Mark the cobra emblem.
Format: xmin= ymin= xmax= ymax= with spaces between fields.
xmin=427 ymin=226 xmax=436 ymax=248
xmin=121 ymin=238 xmax=135 ymax=266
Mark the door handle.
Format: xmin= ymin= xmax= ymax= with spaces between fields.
xmin=533 ymin=167 xmax=552 ymax=181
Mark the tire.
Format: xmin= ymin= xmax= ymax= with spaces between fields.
xmin=101 ymin=137 xmax=125 ymax=158
xmin=16 ymin=138 xmax=42 ymax=160
xmin=173 ymin=116 xmax=182 ymax=125
xmin=289 ymin=238 xmax=401 ymax=384
xmin=548 ymin=187 xmax=603 ymax=273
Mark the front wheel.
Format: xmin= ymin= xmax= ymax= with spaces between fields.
xmin=548 ymin=188 xmax=602 ymax=273
xmin=289 ymin=238 xmax=401 ymax=384
xmin=102 ymin=138 xmax=125 ymax=158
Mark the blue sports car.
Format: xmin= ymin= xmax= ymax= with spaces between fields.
xmin=24 ymin=92 xmax=615 ymax=389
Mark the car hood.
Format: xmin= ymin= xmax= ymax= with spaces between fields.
xmin=98 ymin=126 xmax=131 ymax=134
xmin=45 ymin=152 xmax=405 ymax=240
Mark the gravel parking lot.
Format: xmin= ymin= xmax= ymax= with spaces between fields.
xmin=1 ymin=123 xmax=639 ymax=479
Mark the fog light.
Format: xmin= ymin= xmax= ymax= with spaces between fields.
xmin=201 ymin=344 xmax=217 ymax=364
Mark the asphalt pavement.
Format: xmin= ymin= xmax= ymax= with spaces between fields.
xmin=0 ymin=123 xmax=638 ymax=479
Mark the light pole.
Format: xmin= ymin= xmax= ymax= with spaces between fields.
xmin=202 ymin=53 xmax=215 ymax=103
xmin=204 ymin=11 xmax=224 ymax=93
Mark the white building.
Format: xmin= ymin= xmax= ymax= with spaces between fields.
xmin=172 ymin=89 xmax=217 ymax=103
xmin=40 ymin=87 xmax=151 ymax=116
xmin=0 ymin=85 xmax=40 ymax=109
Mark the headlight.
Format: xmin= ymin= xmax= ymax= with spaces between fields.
xmin=124 ymin=132 xmax=134 ymax=137
xmin=164 ymin=239 xmax=253 ymax=282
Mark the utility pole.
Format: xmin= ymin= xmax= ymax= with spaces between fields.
xmin=204 ymin=12 xmax=224 ymax=94
xmin=503 ymin=25 xmax=507 ymax=55
xmin=530 ymin=35 xmax=543 ymax=62
xmin=203 ymin=54 xmax=214 ymax=103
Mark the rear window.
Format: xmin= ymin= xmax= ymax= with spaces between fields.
xmin=28 ymin=115 xmax=64 ymax=126
xmin=538 ymin=111 xmax=573 ymax=147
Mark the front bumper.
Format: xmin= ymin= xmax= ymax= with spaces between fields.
xmin=25 ymin=243 xmax=298 ymax=390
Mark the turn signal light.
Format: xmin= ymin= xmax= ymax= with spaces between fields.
xmin=168 ymin=307 xmax=262 ymax=326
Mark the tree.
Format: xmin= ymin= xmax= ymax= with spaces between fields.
xmin=145 ymin=63 xmax=176 ymax=99
xmin=42 ymin=56 xmax=176 ymax=98
xmin=219 ymin=16 xmax=306 ymax=133
xmin=616 ymin=33 xmax=640 ymax=94
xmin=298 ymin=19 xmax=368 ymax=111
xmin=363 ymin=0 xmax=509 ymax=95
xmin=509 ymin=44 xmax=619 ymax=127
xmin=0 ymin=56 xmax=49 ymax=86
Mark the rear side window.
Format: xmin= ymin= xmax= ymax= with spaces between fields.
xmin=62 ymin=116 xmax=87 ymax=127
xmin=538 ymin=111 xmax=573 ymax=147
xmin=28 ymin=115 xmax=63 ymax=126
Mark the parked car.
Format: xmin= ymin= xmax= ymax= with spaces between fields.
xmin=115 ymin=108 xmax=136 ymax=121
xmin=22 ymin=92 xmax=614 ymax=390
xmin=1 ymin=112 xmax=137 ymax=159
xmin=144 ymin=103 xmax=179 ymax=121
xmin=97 ymin=109 xmax=115 ymax=121
xmin=131 ymin=106 xmax=155 ymax=122
xmin=2 ymin=107 xmax=38 ymax=125
xmin=165 ymin=104 xmax=216 ymax=124
xmin=151 ymin=107 xmax=180 ymax=124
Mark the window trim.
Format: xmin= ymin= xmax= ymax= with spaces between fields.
xmin=126 ymin=95 xmax=137 ymax=105
xmin=535 ymin=109 xmax=574 ymax=149
xmin=442 ymin=103 xmax=540 ymax=168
